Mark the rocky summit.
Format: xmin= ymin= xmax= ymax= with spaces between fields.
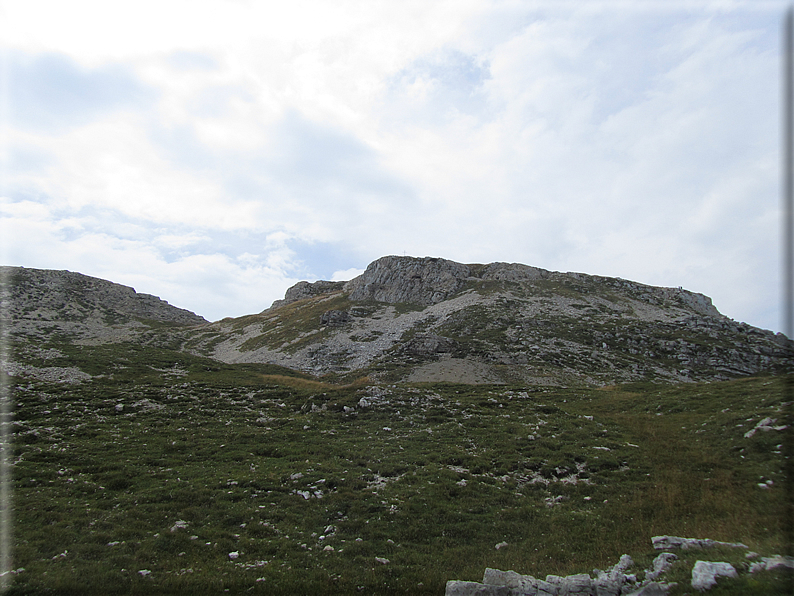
xmin=2 ymin=257 xmax=790 ymax=386
xmin=190 ymin=256 xmax=789 ymax=385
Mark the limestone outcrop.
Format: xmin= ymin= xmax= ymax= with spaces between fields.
xmin=339 ymin=256 xmax=720 ymax=318
xmin=651 ymin=536 xmax=748 ymax=551
xmin=270 ymin=280 xmax=345 ymax=309
xmin=444 ymin=553 xmax=667 ymax=596
xmin=748 ymin=555 xmax=794 ymax=573
xmin=445 ymin=536 xmax=792 ymax=595
xmin=690 ymin=561 xmax=737 ymax=591
xmin=204 ymin=256 xmax=790 ymax=384
xmin=344 ymin=256 xmax=472 ymax=305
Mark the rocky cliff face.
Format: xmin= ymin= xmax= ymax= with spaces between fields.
xmin=344 ymin=256 xmax=473 ymax=305
xmin=189 ymin=256 xmax=789 ymax=385
xmin=342 ymin=257 xmax=552 ymax=305
xmin=304 ymin=255 xmax=718 ymax=318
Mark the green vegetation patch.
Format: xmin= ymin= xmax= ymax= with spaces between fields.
xmin=237 ymin=294 xmax=354 ymax=354
xmin=7 ymin=357 xmax=788 ymax=594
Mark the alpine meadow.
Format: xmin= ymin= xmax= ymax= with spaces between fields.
xmin=1 ymin=256 xmax=791 ymax=595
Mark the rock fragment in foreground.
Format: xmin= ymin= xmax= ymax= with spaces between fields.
xmin=644 ymin=553 xmax=677 ymax=582
xmin=651 ymin=536 xmax=747 ymax=551
xmin=445 ymin=581 xmax=510 ymax=596
xmin=447 ymin=537 xmax=791 ymax=595
xmin=446 ymin=555 xmax=648 ymax=596
xmin=690 ymin=561 xmax=737 ymax=591
xmin=748 ymin=555 xmax=794 ymax=573
xmin=483 ymin=567 xmax=559 ymax=594
xmin=446 ymin=535 xmax=780 ymax=595
xmin=623 ymin=583 xmax=671 ymax=596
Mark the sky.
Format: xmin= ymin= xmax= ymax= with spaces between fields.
xmin=0 ymin=1 xmax=787 ymax=331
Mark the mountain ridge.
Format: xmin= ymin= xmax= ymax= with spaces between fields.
xmin=269 ymin=256 xmax=720 ymax=318
xmin=1 ymin=265 xmax=208 ymax=342
xmin=191 ymin=256 xmax=789 ymax=386
xmin=3 ymin=257 xmax=789 ymax=387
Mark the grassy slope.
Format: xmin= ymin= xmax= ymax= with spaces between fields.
xmin=6 ymin=342 xmax=789 ymax=595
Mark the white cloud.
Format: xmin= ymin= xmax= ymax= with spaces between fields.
xmin=0 ymin=202 xmax=298 ymax=321
xmin=331 ymin=267 xmax=365 ymax=282
xmin=10 ymin=112 xmax=265 ymax=229
xmin=154 ymin=232 xmax=211 ymax=250
xmin=1 ymin=1 xmax=786 ymax=332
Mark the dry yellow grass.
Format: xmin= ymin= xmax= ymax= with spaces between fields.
xmin=260 ymin=374 xmax=371 ymax=391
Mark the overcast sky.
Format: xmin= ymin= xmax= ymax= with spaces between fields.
xmin=0 ymin=1 xmax=787 ymax=332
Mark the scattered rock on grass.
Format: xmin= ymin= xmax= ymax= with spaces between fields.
xmin=446 ymin=581 xmax=509 ymax=596
xmin=651 ymin=536 xmax=747 ymax=551
xmin=623 ymin=583 xmax=670 ymax=596
xmin=748 ymin=555 xmax=794 ymax=573
xmin=446 ymin=536 xmax=785 ymax=595
xmin=743 ymin=417 xmax=788 ymax=439
xmin=453 ymin=560 xmax=641 ymax=596
xmin=690 ymin=561 xmax=737 ymax=591
xmin=645 ymin=553 xmax=677 ymax=581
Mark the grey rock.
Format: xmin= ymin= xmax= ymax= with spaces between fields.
xmin=545 ymin=575 xmax=564 ymax=585
xmin=651 ymin=536 xmax=747 ymax=551
xmin=535 ymin=579 xmax=559 ymax=596
xmin=690 ymin=561 xmax=737 ymax=591
xmin=623 ymin=582 xmax=673 ymax=596
xmin=446 ymin=580 xmax=511 ymax=596
xmin=593 ymin=554 xmax=634 ymax=595
xmin=763 ymin=555 xmax=794 ymax=571
xmin=271 ymin=280 xmax=345 ymax=308
xmin=658 ymin=287 xmax=719 ymax=317
xmin=748 ymin=555 xmax=794 ymax=573
xmin=451 ymin=538 xmax=773 ymax=596
xmin=544 ymin=495 xmax=569 ymax=507
xmin=614 ymin=555 xmax=634 ymax=574
xmin=1 ymin=362 xmax=91 ymax=384
xmin=743 ymin=417 xmax=788 ymax=439
xmin=748 ymin=561 xmax=765 ymax=574
xmin=483 ymin=568 xmax=524 ymax=588
xmin=479 ymin=262 xmax=549 ymax=282
xmin=645 ymin=553 xmax=677 ymax=581
xmin=483 ymin=568 xmax=534 ymax=592
xmin=320 ymin=310 xmax=351 ymax=326
xmin=558 ymin=573 xmax=593 ymax=595
xmin=345 ymin=256 xmax=471 ymax=305
xmin=455 ymin=551 xmax=681 ymax=596
xmin=593 ymin=581 xmax=620 ymax=596
xmin=482 ymin=568 xmax=557 ymax=595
